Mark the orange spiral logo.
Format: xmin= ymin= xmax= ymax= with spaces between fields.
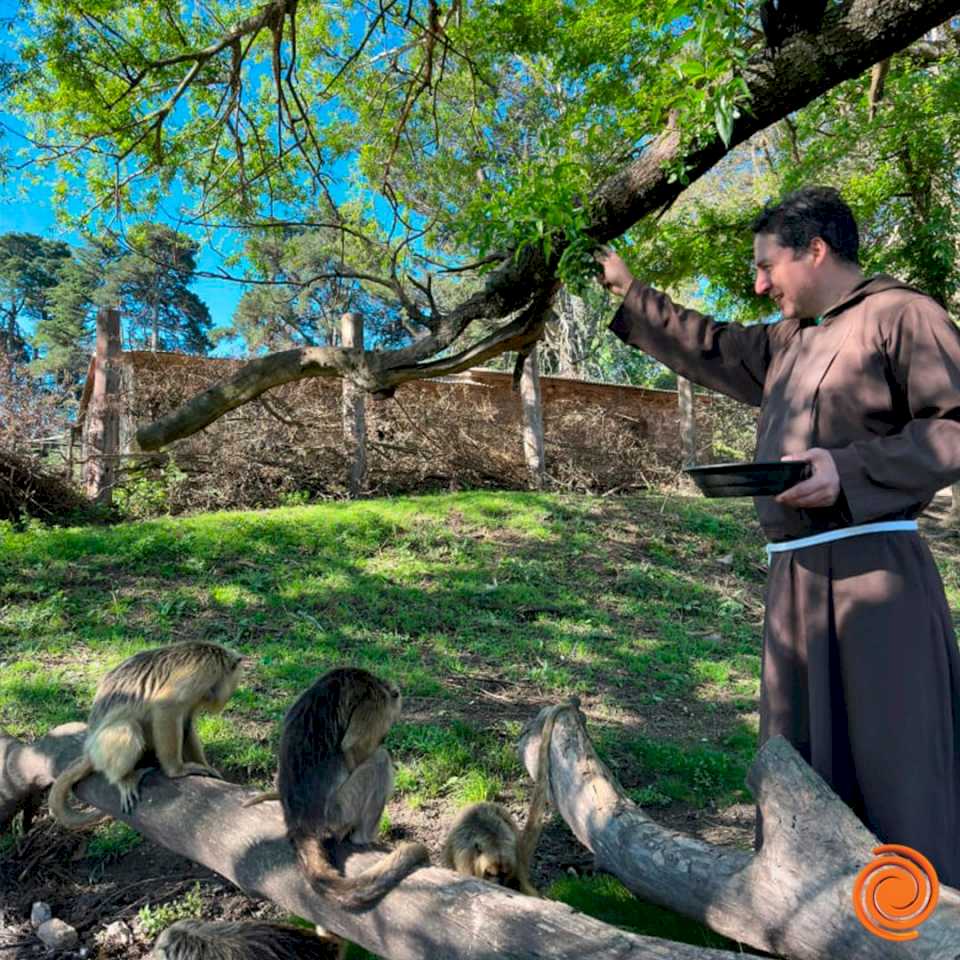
xmin=852 ymin=844 xmax=939 ymax=941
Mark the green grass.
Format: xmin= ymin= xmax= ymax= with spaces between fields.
xmin=86 ymin=820 xmax=143 ymax=864
xmin=137 ymin=883 xmax=204 ymax=938
xmin=544 ymin=874 xmax=756 ymax=951
xmin=1 ymin=490 xmax=781 ymax=947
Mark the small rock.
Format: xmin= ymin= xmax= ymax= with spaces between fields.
xmin=30 ymin=902 xmax=52 ymax=928
xmin=97 ymin=921 xmax=133 ymax=947
xmin=36 ymin=918 xmax=78 ymax=951
xmin=717 ymin=553 xmax=734 ymax=566
xmin=566 ymin=866 xmax=578 ymax=877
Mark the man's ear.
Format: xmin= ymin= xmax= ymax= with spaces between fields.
xmin=808 ymin=236 xmax=830 ymax=266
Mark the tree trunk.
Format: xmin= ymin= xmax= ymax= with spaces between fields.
xmin=946 ymin=483 xmax=960 ymax=526
xmin=83 ymin=307 xmax=122 ymax=506
xmin=677 ymin=376 xmax=696 ymax=466
xmin=0 ymin=724 xmax=737 ymax=960
xmin=340 ymin=312 xmax=367 ymax=498
xmin=518 ymin=704 xmax=960 ymax=960
xmin=520 ymin=346 xmax=546 ymax=488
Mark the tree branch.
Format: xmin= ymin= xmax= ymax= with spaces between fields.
xmin=518 ymin=704 xmax=960 ymax=960
xmin=0 ymin=723 xmax=737 ymax=960
xmin=137 ymin=0 xmax=960 ymax=451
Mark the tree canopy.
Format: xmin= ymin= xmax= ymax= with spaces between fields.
xmin=623 ymin=23 xmax=960 ymax=323
xmin=3 ymin=0 xmax=958 ymax=448
xmin=0 ymin=232 xmax=71 ymax=361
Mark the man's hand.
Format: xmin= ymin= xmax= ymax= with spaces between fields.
xmin=775 ymin=448 xmax=841 ymax=508
xmin=596 ymin=249 xmax=635 ymax=298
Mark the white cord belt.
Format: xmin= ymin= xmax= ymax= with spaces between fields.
xmin=765 ymin=520 xmax=919 ymax=558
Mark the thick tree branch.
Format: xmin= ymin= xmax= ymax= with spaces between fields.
xmin=137 ymin=0 xmax=960 ymax=451
xmin=135 ymin=291 xmax=551 ymax=449
xmin=1 ymin=723 xmax=736 ymax=960
xmin=519 ymin=705 xmax=960 ymax=960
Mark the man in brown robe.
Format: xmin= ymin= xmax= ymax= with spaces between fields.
xmin=599 ymin=186 xmax=960 ymax=886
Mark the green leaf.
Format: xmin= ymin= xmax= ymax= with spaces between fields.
xmin=678 ymin=60 xmax=705 ymax=79
xmin=715 ymin=101 xmax=734 ymax=148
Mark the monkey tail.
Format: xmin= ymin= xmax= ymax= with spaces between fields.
xmin=242 ymin=790 xmax=281 ymax=808
xmin=293 ymin=831 xmax=429 ymax=908
xmin=518 ymin=702 xmax=570 ymax=877
xmin=48 ymin=756 xmax=107 ymax=829
xmin=336 ymin=840 xmax=430 ymax=908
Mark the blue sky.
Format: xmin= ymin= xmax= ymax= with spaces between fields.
xmin=0 ymin=7 xmax=247 ymax=354
xmin=0 ymin=124 xmax=248 ymax=354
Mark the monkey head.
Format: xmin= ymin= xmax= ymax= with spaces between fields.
xmin=203 ymin=649 xmax=244 ymax=712
xmin=473 ymin=839 xmax=519 ymax=888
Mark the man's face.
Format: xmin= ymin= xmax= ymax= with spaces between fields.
xmin=753 ymin=233 xmax=819 ymax=320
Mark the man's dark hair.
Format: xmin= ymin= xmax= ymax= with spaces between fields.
xmin=752 ymin=186 xmax=859 ymax=264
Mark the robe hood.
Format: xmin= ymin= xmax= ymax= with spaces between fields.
xmin=820 ymin=274 xmax=926 ymax=323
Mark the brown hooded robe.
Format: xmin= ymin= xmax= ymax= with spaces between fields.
xmin=610 ymin=275 xmax=960 ymax=885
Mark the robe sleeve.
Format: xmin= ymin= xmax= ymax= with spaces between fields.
xmin=608 ymin=280 xmax=773 ymax=407
xmin=831 ymin=297 xmax=960 ymax=522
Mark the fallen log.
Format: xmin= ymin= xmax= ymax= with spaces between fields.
xmin=0 ymin=723 xmax=735 ymax=959
xmin=518 ymin=705 xmax=960 ymax=960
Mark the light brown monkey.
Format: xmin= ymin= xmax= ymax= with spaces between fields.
xmin=150 ymin=919 xmax=343 ymax=960
xmin=442 ymin=801 xmax=536 ymax=894
xmin=251 ymin=667 xmax=428 ymax=908
xmin=441 ymin=702 xmax=568 ymax=896
xmin=49 ymin=641 xmax=242 ymax=828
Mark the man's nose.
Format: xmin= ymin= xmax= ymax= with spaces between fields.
xmin=755 ymin=271 xmax=770 ymax=296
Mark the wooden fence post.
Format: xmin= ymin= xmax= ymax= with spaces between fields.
xmin=83 ymin=307 xmax=122 ymax=505
xmin=677 ymin=375 xmax=697 ymax=466
xmin=340 ymin=312 xmax=367 ymax=498
xmin=520 ymin=345 xmax=546 ymax=488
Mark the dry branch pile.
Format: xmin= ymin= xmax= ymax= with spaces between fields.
xmin=0 ymin=450 xmax=85 ymax=524
xmin=116 ymin=352 xmax=750 ymax=513
xmin=0 ymin=357 xmax=84 ymax=523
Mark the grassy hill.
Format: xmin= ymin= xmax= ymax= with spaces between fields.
xmin=4 ymin=490 xmax=958 ymax=954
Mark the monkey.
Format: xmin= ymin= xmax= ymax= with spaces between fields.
xmin=49 ymin=641 xmax=242 ymax=829
xmin=250 ymin=667 xmax=429 ymax=908
xmin=759 ymin=0 xmax=829 ymax=54
xmin=150 ymin=919 xmax=343 ymax=960
xmin=442 ymin=801 xmax=537 ymax=894
xmin=441 ymin=702 xmax=568 ymax=896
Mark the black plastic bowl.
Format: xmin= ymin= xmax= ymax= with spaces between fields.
xmin=684 ymin=461 xmax=811 ymax=498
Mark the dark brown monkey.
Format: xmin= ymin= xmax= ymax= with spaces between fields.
xmin=257 ymin=667 xmax=429 ymax=907
xmin=49 ymin=641 xmax=242 ymax=828
xmin=441 ymin=702 xmax=567 ymax=895
xmin=150 ymin=919 xmax=343 ymax=960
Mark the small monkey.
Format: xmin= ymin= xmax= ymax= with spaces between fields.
xmin=251 ymin=667 xmax=428 ymax=908
xmin=442 ymin=702 xmax=568 ymax=896
xmin=442 ymin=801 xmax=536 ymax=894
xmin=49 ymin=641 xmax=242 ymax=828
xmin=150 ymin=919 xmax=343 ymax=960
